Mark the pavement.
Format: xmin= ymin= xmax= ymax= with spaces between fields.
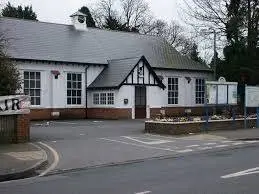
xmin=1 ymin=143 xmax=259 ymax=194
xmin=208 ymin=128 xmax=259 ymax=140
xmin=0 ymin=143 xmax=48 ymax=182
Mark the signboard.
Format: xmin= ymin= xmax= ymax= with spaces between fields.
xmin=218 ymin=85 xmax=228 ymax=104
xmin=228 ymin=85 xmax=238 ymax=104
xmin=245 ymin=86 xmax=259 ymax=107
xmin=207 ymin=85 xmax=217 ymax=104
xmin=206 ymin=77 xmax=238 ymax=105
xmin=0 ymin=95 xmax=30 ymax=115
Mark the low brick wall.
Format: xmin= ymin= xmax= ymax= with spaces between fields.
xmin=87 ymin=108 xmax=132 ymax=119
xmin=30 ymin=108 xmax=87 ymax=120
xmin=0 ymin=114 xmax=30 ymax=144
xmin=16 ymin=114 xmax=30 ymax=143
xmin=145 ymin=118 xmax=257 ymax=135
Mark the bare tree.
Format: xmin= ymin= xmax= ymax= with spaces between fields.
xmin=144 ymin=19 xmax=195 ymax=55
xmin=120 ymin=0 xmax=150 ymax=30
xmin=181 ymin=0 xmax=228 ymax=34
xmin=91 ymin=0 xmax=117 ymax=27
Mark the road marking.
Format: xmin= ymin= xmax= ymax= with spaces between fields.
xmin=204 ymin=142 xmax=217 ymax=145
xmin=128 ymin=136 xmax=171 ymax=141
xmin=198 ymin=146 xmax=213 ymax=150
xmin=100 ymin=138 xmax=175 ymax=152
xmin=221 ymin=167 xmax=259 ymax=179
xmin=145 ymin=134 xmax=178 ymax=140
xmin=176 ymin=149 xmax=193 ymax=153
xmin=232 ymin=142 xmax=244 ymax=145
xmin=186 ymin=145 xmax=200 ymax=148
xmin=135 ymin=191 xmax=151 ymax=194
xmin=79 ymin=133 xmax=85 ymax=136
xmin=122 ymin=136 xmax=173 ymax=145
xmin=215 ymin=145 xmax=229 ymax=148
xmin=246 ymin=141 xmax=259 ymax=143
xmin=38 ymin=142 xmax=60 ymax=177
xmin=51 ymin=121 xmax=77 ymax=125
xmin=221 ymin=140 xmax=233 ymax=143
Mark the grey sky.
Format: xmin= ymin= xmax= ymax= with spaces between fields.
xmin=2 ymin=0 xmax=182 ymax=24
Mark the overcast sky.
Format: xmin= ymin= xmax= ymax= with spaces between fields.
xmin=2 ymin=0 xmax=183 ymax=24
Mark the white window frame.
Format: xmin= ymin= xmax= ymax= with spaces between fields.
xmin=107 ymin=93 xmax=115 ymax=105
xmin=93 ymin=92 xmax=115 ymax=105
xmin=100 ymin=93 xmax=107 ymax=105
xmin=93 ymin=93 xmax=100 ymax=105
xmin=195 ymin=78 xmax=205 ymax=104
xmin=168 ymin=77 xmax=179 ymax=105
xmin=67 ymin=73 xmax=82 ymax=105
xmin=23 ymin=71 xmax=41 ymax=106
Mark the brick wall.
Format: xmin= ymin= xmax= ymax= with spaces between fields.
xmin=16 ymin=114 xmax=30 ymax=143
xmin=145 ymin=119 xmax=257 ymax=135
xmin=30 ymin=108 xmax=87 ymax=120
xmin=87 ymin=108 xmax=132 ymax=119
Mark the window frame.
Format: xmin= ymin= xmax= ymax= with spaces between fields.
xmin=67 ymin=73 xmax=82 ymax=105
xmin=93 ymin=92 xmax=115 ymax=106
xmin=168 ymin=77 xmax=179 ymax=105
xmin=23 ymin=71 xmax=41 ymax=106
xmin=195 ymin=78 xmax=205 ymax=104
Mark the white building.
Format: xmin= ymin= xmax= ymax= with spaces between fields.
xmin=1 ymin=12 xmax=213 ymax=120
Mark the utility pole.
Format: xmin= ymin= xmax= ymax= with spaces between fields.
xmin=213 ymin=29 xmax=217 ymax=80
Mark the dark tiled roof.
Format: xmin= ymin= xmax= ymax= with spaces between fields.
xmin=88 ymin=57 xmax=140 ymax=88
xmin=1 ymin=17 xmax=211 ymax=71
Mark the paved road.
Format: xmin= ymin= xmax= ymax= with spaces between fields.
xmin=1 ymin=144 xmax=259 ymax=194
xmin=31 ymin=120 xmax=259 ymax=173
xmin=31 ymin=120 xmax=145 ymax=142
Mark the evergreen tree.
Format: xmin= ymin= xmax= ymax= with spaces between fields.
xmin=103 ymin=15 xmax=133 ymax=32
xmin=223 ymin=0 xmax=259 ymax=85
xmin=0 ymin=33 xmax=21 ymax=96
xmin=1 ymin=2 xmax=37 ymax=20
xmin=79 ymin=6 xmax=96 ymax=27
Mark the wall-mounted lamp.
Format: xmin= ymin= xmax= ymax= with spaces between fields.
xmin=185 ymin=77 xmax=192 ymax=83
xmin=51 ymin=70 xmax=60 ymax=79
xmin=124 ymin=99 xmax=128 ymax=105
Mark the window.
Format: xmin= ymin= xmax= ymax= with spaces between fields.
xmin=67 ymin=73 xmax=82 ymax=105
xmin=195 ymin=78 xmax=205 ymax=104
xmin=107 ymin=93 xmax=114 ymax=105
xmin=24 ymin=71 xmax=41 ymax=105
xmin=100 ymin=93 xmax=107 ymax=105
xmin=93 ymin=93 xmax=100 ymax=105
xmin=168 ymin=77 xmax=178 ymax=105
xmin=93 ymin=92 xmax=114 ymax=105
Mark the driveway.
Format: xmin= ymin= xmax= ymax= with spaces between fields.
xmin=31 ymin=120 xmax=259 ymax=175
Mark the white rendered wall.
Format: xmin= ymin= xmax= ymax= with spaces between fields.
xmin=87 ymin=86 xmax=134 ymax=109
xmin=17 ymin=61 xmax=86 ymax=109
xmin=87 ymin=86 xmax=135 ymax=118
xmin=147 ymin=70 xmax=213 ymax=108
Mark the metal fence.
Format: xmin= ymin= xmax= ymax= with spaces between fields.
xmin=0 ymin=115 xmax=17 ymax=144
